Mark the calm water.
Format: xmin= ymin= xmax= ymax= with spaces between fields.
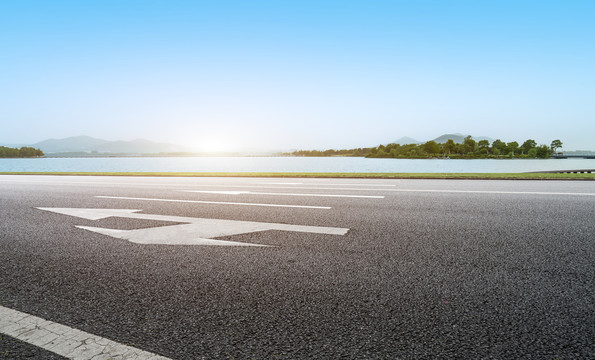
xmin=0 ymin=157 xmax=593 ymax=173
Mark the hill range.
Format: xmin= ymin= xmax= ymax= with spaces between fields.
xmin=28 ymin=136 xmax=189 ymax=154
xmin=394 ymin=133 xmax=495 ymax=145
xmin=8 ymin=133 xmax=498 ymax=156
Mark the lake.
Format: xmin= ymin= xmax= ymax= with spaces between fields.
xmin=0 ymin=157 xmax=593 ymax=173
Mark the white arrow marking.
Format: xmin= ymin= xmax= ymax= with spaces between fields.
xmin=95 ymin=195 xmax=331 ymax=209
xmin=183 ymin=190 xmax=384 ymax=199
xmin=37 ymin=208 xmax=349 ymax=246
xmin=37 ymin=208 xmax=142 ymax=220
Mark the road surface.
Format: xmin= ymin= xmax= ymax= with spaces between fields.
xmin=0 ymin=175 xmax=593 ymax=359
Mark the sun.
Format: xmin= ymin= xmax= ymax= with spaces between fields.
xmin=199 ymin=139 xmax=226 ymax=153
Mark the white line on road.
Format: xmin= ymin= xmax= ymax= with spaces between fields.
xmin=0 ymin=179 xmax=391 ymax=191
xmin=253 ymin=182 xmax=304 ymax=185
xmin=95 ymin=195 xmax=332 ymax=209
xmin=253 ymin=182 xmax=396 ymax=187
xmin=0 ymin=179 xmax=393 ymax=192
xmin=2 ymin=178 xmax=594 ymax=196
xmin=179 ymin=185 xmax=595 ymax=196
xmin=387 ymin=189 xmax=595 ymax=196
xmin=176 ymin=185 xmax=595 ymax=195
xmin=176 ymin=185 xmax=393 ymax=191
xmin=182 ymin=190 xmax=385 ymax=199
xmin=0 ymin=305 xmax=171 ymax=360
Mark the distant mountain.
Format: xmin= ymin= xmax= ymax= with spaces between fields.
xmin=31 ymin=136 xmax=188 ymax=154
xmin=393 ymin=136 xmax=421 ymax=145
xmin=431 ymin=133 xmax=495 ymax=144
xmin=0 ymin=143 xmax=27 ymax=148
xmin=33 ymin=136 xmax=108 ymax=153
xmin=431 ymin=133 xmax=467 ymax=143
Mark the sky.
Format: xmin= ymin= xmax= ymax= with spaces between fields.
xmin=1 ymin=0 xmax=594 ymax=152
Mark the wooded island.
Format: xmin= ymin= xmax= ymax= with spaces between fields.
xmin=0 ymin=146 xmax=44 ymax=158
xmin=286 ymin=137 xmax=563 ymax=159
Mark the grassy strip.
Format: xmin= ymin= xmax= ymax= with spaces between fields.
xmin=0 ymin=172 xmax=593 ymax=180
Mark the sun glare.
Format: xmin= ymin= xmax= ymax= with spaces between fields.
xmin=199 ymin=139 xmax=227 ymax=153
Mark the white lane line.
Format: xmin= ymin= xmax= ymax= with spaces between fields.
xmin=0 ymin=305 xmax=171 ymax=360
xmin=3 ymin=179 xmax=594 ymax=196
xmin=0 ymin=179 xmax=390 ymax=192
xmin=182 ymin=190 xmax=385 ymax=199
xmin=387 ymin=189 xmax=595 ymax=196
xmin=255 ymin=182 xmax=304 ymax=185
xmin=95 ymin=196 xmax=331 ymax=209
xmin=179 ymin=185 xmax=390 ymax=191
xmin=0 ymin=179 xmax=391 ymax=191
xmin=253 ymin=182 xmax=396 ymax=187
xmin=0 ymin=179 xmax=394 ymax=192
xmin=0 ymin=179 xmax=201 ymax=187
xmin=180 ymin=185 xmax=595 ymax=196
xmin=179 ymin=185 xmax=595 ymax=196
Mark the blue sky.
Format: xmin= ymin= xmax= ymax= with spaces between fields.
xmin=1 ymin=0 xmax=593 ymax=151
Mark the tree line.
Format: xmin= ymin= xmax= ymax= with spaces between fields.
xmin=0 ymin=146 xmax=44 ymax=158
xmin=284 ymin=148 xmax=372 ymax=157
xmin=285 ymin=137 xmax=563 ymax=159
xmin=367 ymin=137 xmax=562 ymax=159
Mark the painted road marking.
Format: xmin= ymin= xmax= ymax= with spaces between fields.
xmin=182 ymin=190 xmax=384 ymax=199
xmin=0 ymin=179 xmax=397 ymax=191
xmin=176 ymin=184 xmax=394 ymax=191
xmin=179 ymin=185 xmax=595 ymax=196
xmin=255 ymin=182 xmax=304 ymax=185
xmin=253 ymin=182 xmax=396 ymax=187
xmin=95 ymin=195 xmax=331 ymax=209
xmin=0 ymin=179 xmax=394 ymax=193
xmin=36 ymin=208 xmax=349 ymax=246
xmin=0 ymin=305 xmax=171 ymax=360
xmin=386 ymin=189 xmax=595 ymax=196
xmin=3 ymin=178 xmax=593 ymax=196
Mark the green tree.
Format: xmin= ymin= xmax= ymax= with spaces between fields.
xmin=443 ymin=139 xmax=456 ymax=154
xmin=520 ymin=139 xmax=537 ymax=155
xmin=422 ymin=140 xmax=440 ymax=155
xmin=550 ymin=139 xmax=563 ymax=153
xmin=400 ymin=144 xmax=418 ymax=156
xmin=454 ymin=143 xmax=464 ymax=154
xmin=535 ymin=145 xmax=551 ymax=158
xmin=478 ymin=140 xmax=490 ymax=149
xmin=463 ymin=136 xmax=476 ymax=154
xmin=527 ymin=148 xmax=537 ymax=158
xmin=0 ymin=146 xmax=42 ymax=158
xmin=376 ymin=148 xmax=389 ymax=158
xmin=506 ymin=141 xmax=519 ymax=156
xmin=492 ymin=139 xmax=506 ymax=154
xmin=409 ymin=146 xmax=423 ymax=157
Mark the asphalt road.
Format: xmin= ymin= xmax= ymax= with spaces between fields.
xmin=0 ymin=175 xmax=593 ymax=359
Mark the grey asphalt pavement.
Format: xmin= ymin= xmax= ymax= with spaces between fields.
xmin=0 ymin=175 xmax=594 ymax=359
